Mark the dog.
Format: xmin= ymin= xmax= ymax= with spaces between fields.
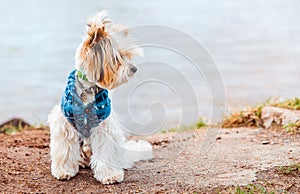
xmin=47 ymin=10 xmax=152 ymax=184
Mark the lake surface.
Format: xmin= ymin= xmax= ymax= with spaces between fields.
xmin=1 ymin=0 xmax=299 ymax=131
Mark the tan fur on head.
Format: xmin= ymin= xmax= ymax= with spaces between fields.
xmin=81 ymin=10 xmax=110 ymax=59
xmin=75 ymin=10 xmax=142 ymax=90
xmin=81 ymin=25 xmax=107 ymax=57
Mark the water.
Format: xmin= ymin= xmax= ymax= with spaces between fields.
xmin=1 ymin=0 xmax=300 ymax=130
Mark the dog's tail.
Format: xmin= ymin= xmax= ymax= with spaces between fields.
xmin=124 ymin=140 xmax=152 ymax=165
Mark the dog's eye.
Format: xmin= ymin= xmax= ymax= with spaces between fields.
xmin=120 ymin=52 xmax=132 ymax=61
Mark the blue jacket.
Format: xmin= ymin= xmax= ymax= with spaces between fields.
xmin=61 ymin=70 xmax=111 ymax=138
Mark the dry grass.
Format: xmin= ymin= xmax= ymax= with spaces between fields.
xmin=222 ymin=105 xmax=264 ymax=128
xmin=271 ymin=97 xmax=300 ymax=110
xmin=0 ymin=118 xmax=48 ymax=134
xmin=222 ymin=97 xmax=300 ymax=128
xmin=161 ymin=117 xmax=207 ymax=133
xmin=283 ymin=120 xmax=300 ymax=133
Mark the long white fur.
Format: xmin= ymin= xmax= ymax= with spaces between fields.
xmin=48 ymin=105 xmax=80 ymax=180
xmin=48 ymin=105 xmax=152 ymax=184
xmin=125 ymin=140 xmax=153 ymax=163
xmin=48 ymin=10 xmax=152 ymax=184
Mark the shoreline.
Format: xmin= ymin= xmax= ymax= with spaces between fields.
xmin=1 ymin=97 xmax=299 ymax=135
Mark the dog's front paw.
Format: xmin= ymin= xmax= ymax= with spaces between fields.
xmin=51 ymin=166 xmax=78 ymax=180
xmin=94 ymin=168 xmax=124 ymax=184
xmin=101 ymin=171 xmax=124 ymax=185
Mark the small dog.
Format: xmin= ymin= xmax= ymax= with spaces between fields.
xmin=48 ymin=10 xmax=152 ymax=184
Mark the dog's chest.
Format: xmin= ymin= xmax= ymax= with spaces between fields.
xmin=75 ymin=80 xmax=96 ymax=105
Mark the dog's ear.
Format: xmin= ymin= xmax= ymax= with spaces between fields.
xmin=81 ymin=10 xmax=111 ymax=57
xmin=86 ymin=25 xmax=107 ymax=47
xmin=109 ymin=23 xmax=144 ymax=60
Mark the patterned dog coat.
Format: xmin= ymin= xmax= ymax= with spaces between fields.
xmin=61 ymin=70 xmax=111 ymax=138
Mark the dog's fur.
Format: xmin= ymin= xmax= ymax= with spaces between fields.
xmin=48 ymin=10 xmax=152 ymax=184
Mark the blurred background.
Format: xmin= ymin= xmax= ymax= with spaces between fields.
xmin=0 ymin=0 xmax=299 ymax=129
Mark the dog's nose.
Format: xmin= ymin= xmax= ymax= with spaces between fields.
xmin=130 ymin=66 xmax=137 ymax=74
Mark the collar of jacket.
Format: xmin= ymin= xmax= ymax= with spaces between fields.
xmin=76 ymin=69 xmax=89 ymax=81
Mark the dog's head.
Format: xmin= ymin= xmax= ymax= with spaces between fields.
xmin=75 ymin=10 xmax=143 ymax=90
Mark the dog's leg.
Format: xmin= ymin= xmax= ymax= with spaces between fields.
xmin=79 ymin=138 xmax=92 ymax=168
xmin=48 ymin=105 xmax=80 ymax=180
xmin=90 ymin=117 xmax=129 ymax=184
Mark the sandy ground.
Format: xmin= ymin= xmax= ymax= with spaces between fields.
xmin=0 ymin=127 xmax=299 ymax=193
